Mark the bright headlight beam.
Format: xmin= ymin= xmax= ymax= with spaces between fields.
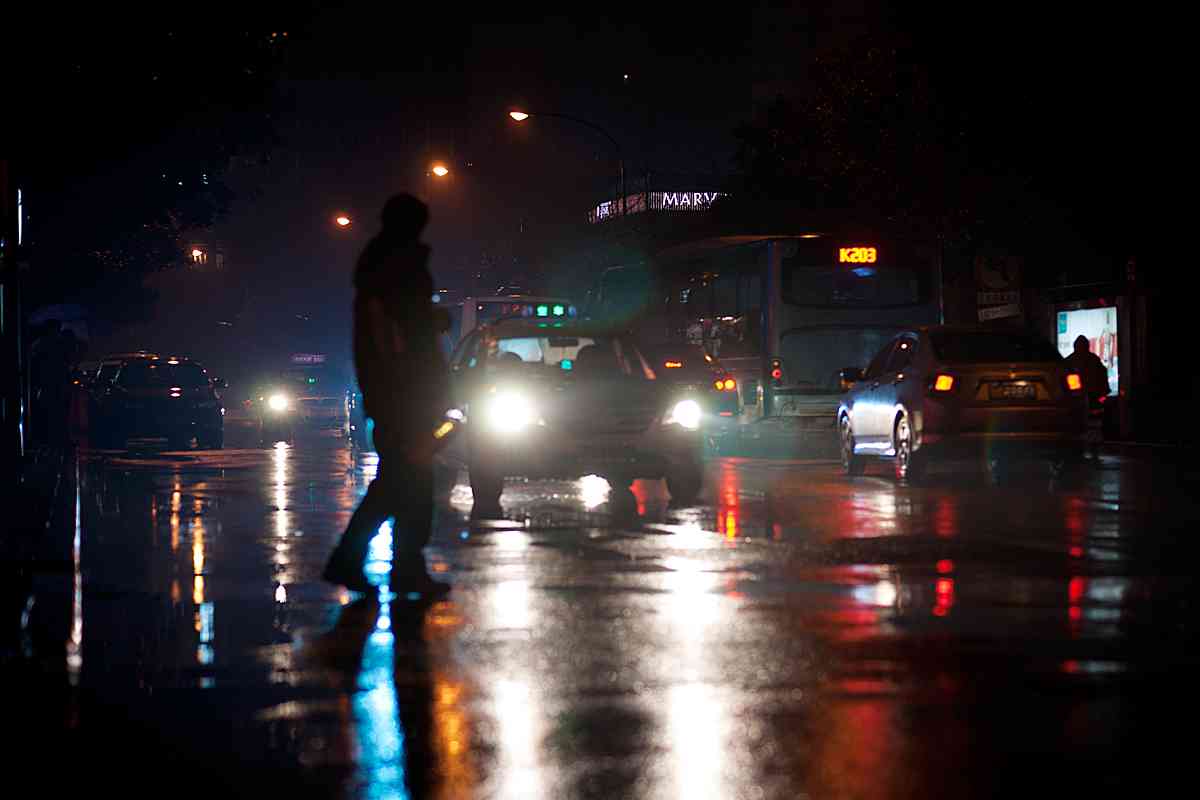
xmin=488 ymin=391 xmax=535 ymax=434
xmin=667 ymin=399 xmax=702 ymax=430
xmin=268 ymin=393 xmax=290 ymax=412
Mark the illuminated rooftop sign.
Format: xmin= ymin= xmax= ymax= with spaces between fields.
xmin=589 ymin=191 xmax=727 ymax=223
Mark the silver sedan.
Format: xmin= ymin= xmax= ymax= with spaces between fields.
xmin=837 ymin=326 xmax=1087 ymax=482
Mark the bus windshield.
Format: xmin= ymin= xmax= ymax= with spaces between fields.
xmin=779 ymin=327 xmax=906 ymax=393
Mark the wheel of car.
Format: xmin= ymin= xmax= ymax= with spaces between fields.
xmin=840 ymin=415 xmax=866 ymax=476
xmin=893 ymin=414 xmax=926 ymax=484
xmin=665 ymin=462 xmax=704 ymax=505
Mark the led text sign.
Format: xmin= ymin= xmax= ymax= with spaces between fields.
xmin=839 ymin=247 xmax=878 ymax=264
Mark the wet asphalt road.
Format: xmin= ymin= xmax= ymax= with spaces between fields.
xmin=10 ymin=423 xmax=1200 ymax=798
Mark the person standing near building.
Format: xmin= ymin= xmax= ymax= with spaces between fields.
xmin=1064 ymin=334 xmax=1109 ymax=457
xmin=323 ymin=194 xmax=449 ymax=597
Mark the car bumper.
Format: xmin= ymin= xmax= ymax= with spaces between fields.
xmin=918 ymin=431 xmax=1083 ymax=459
xmin=473 ymin=425 xmax=701 ymax=479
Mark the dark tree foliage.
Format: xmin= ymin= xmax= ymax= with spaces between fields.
xmin=727 ymin=31 xmax=1072 ymax=264
xmin=9 ymin=6 xmax=307 ymax=324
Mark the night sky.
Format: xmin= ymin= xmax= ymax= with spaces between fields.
xmin=10 ymin=2 xmax=1158 ymax=378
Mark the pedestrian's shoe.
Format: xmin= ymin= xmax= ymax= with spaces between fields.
xmin=322 ymin=556 xmax=374 ymax=593
xmin=390 ymin=569 xmax=452 ymax=601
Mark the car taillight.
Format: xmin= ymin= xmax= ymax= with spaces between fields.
xmin=932 ymin=374 xmax=954 ymax=392
xmin=1066 ymin=373 xmax=1083 ymax=392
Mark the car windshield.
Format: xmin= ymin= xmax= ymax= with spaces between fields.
xmin=931 ymin=331 xmax=1062 ymax=363
xmin=488 ymin=335 xmax=648 ymax=379
xmin=119 ymin=361 xmax=208 ymax=388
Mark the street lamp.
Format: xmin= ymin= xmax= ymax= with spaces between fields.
xmin=334 ymin=214 xmax=352 ymax=227
xmin=430 ymin=163 xmax=450 ymax=178
xmin=507 ymin=109 xmax=625 ymax=216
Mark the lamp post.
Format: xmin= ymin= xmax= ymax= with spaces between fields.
xmin=508 ymin=110 xmax=626 ymax=216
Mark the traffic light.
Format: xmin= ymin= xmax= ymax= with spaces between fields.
xmin=769 ymin=358 xmax=783 ymax=387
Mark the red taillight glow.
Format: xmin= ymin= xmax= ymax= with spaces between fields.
xmin=665 ymin=360 xmax=683 ymax=369
xmin=722 ymin=378 xmax=736 ymax=391
xmin=1066 ymin=373 xmax=1083 ymax=392
xmin=933 ymin=374 xmax=954 ymax=392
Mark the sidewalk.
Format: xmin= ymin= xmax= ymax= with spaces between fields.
xmin=1 ymin=445 xmax=75 ymax=665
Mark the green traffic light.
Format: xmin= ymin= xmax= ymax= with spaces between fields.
xmin=536 ymin=304 xmax=549 ymax=317
xmin=552 ymin=304 xmax=565 ymax=316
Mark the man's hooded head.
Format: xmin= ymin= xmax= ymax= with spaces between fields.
xmin=380 ymin=193 xmax=429 ymax=241
xmin=1073 ymin=335 xmax=1090 ymax=354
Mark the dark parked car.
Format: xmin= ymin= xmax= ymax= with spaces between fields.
xmin=640 ymin=342 xmax=740 ymax=423
xmin=837 ymin=326 xmax=1086 ymax=482
xmin=91 ymin=353 xmax=225 ymax=450
xmin=441 ymin=319 xmax=706 ymax=513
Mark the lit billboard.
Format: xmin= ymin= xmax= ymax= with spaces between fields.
xmin=1057 ymin=307 xmax=1118 ymax=395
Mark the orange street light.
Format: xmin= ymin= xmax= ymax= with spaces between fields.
xmin=430 ymin=163 xmax=449 ymax=177
xmin=509 ymin=110 xmax=530 ymax=122
xmin=334 ymin=214 xmax=352 ymax=227
xmin=190 ymin=248 xmax=203 ymax=258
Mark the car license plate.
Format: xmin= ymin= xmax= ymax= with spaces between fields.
xmin=989 ymin=382 xmax=1036 ymax=401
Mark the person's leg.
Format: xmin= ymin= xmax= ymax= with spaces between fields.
xmin=324 ymin=436 xmax=400 ymax=589
xmin=392 ymin=463 xmax=434 ymax=576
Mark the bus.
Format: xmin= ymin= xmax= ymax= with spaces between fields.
xmin=585 ymin=228 xmax=942 ymax=448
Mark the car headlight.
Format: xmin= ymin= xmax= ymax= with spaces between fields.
xmin=268 ymin=393 xmax=291 ymax=412
xmin=664 ymin=399 xmax=702 ymax=430
xmin=487 ymin=390 xmax=536 ymax=434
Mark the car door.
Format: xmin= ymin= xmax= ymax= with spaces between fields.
xmin=874 ymin=334 xmax=919 ymax=452
xmin=851 ymin=340 xmax=899 ymax=449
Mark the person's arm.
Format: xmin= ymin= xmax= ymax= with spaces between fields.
xmin=362 ymin=296 xmax=406 ymax=357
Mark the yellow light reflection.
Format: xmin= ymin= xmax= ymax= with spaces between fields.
xmin=274 ymin=442 xmax=290 ymax=539
xmin=433 ymin=673 xmax=476 ymax=794
xmin=193 ymin=575 xmax=205 ymax=606
xmin=192 ymin=530 xmax=205 ymax=574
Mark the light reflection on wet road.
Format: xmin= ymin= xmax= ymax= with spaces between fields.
xmin=17 ymin=429 xmax=1200 ymax=797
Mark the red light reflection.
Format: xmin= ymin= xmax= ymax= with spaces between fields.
xmin=933 ymin=496 xmax=957 ymax=538
xmin=716 ymin=462 xmax=740 ymax=539
xmin=933 ymin=578 xmax=955 ymax=617
xmin=936 ymin=559 xmax=954 ymax=574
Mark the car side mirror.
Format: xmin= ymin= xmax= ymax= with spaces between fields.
xmin=839 ymin=367 xmax=863 ymax=392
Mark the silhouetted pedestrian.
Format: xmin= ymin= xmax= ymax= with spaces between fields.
xmin=29 ymin=320 xmax=73 ymax=447
xmin=323 ymin=194 xmax=449 ymax=597
xmin=1064 ymin=334 xmax=1109 ymax=457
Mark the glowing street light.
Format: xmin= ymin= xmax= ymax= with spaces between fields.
xmin=505 ymin=109 xmax=625 ymax=216
xmin=431 ymin=163 xmax=449 ymax=177
xmin=191 ymin=248 xmax=203 ymax=259
xmin=334 ymin=214 xmax=352 ymax=227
